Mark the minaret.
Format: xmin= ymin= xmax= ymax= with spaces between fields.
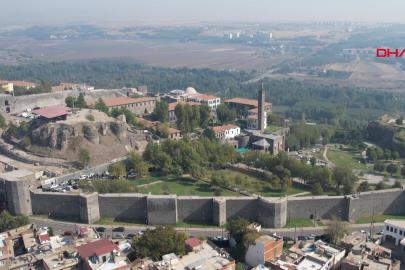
xmin=258 ymin=85 xmax=265 ymax=133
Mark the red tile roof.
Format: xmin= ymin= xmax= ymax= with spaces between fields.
xmin=32 ymin=105 xmax=70 ymax=119
xmin=212 ymin=124 xmax=239 ymax=134
xmin=77 ymin=239 xmax=118 ymax=259
xmin=185 ymin=237 xmax=202 ymax=248
xmin=38 ymin=233 xmax=50 ymax=243
xmin=225 ymin=98 xmax=271 ymax=107
xmin=189 ymin=94 xmax=219 ymax=101
xmin=103 ymin=97 xmax=155 ymax=107
xmin=168 ymin=101 xmax=201 ymax=111
xmin=0 ymin=80 xmax=37 ymax=88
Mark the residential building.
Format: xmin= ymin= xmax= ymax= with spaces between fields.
xmin=269 ymin=240 xmax=345 ymax=270
xmin=102 ymin=96 xmax=156 ymax=115
xmin=341 ymin=242 xmax=399 ymax=270
xmin=168 ymin=127 xmax=182 ymax=140
xmin=51 ymin=83 xmax=94 ymax=92
xmin=383 ymin=220 xmax=405 ymax=246
xmin=0 ymin=80 xmax=37 ymax=93
xmin=168 ymin=101 xmax=201 ymax=124
xmin=151 ymin=241 xmax=235 ymax=270
xmin=188 ymin=94 xmax=221 ymax=110
xmin=225 ymin=97 xmax=272 ymax=118
xmin=77 ymin=238 xmax=130 ymax=270
xmin=212 ymin=124 xmax=241 ymax=140
xmin=245 ymin=235 xmax=283 ymax=267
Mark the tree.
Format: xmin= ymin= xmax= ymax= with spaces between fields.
xmin=357 ymin=181 xmax=370 ymax=192
xmin=216 ymin=104 xmax=236 ymax=124
xmin=0 ymin=211 xmax=29 ymax=232
xmin=386 ymin=163 xmax=398 ymax=176
xmin=396 ymin=116 xmax=403 ymax=125
xmin=374 ymin=162 xmax=385 ymax=172
xmin=325 ymin=217 xmax=349 ymax=245
xmin=392 ymin=180 xmax=402 ymax=189
xmin=199 ymin=105 xmax=211 ymax=128
xmin=65 ymin=96 xmax=76 ymax=108
xmin=132 ymin=226 xmax=188 ymax=260
xmin=154 ymin=123 xmax=169 ymax=138
xmin=227 ymin=218 xmax=259 ymax=262
xmin=202 ymin=128 xmax=216 ymax=140
xmin=95 ymin=98 xmax=109 ymax=114
xmin=375 ymin=181 xmax=387 ymax=190
xmin=126 ymin=152 xmax=149 ymax=177
xmin=0 ymin=113 xmax=6 ymax=128
xmin=332 ymin=167 xmax=357 ymax=194
xmin=311 ymin=182 xmax=323 ymax=195
xmin=310 ymin=157 xmax=317 ymax=166
xmin=76 ymin=93 xmax=87 ymax=108
xmin=151 ymin=101 xmax=169 ymax=122
xmin=79 ymin=148 xmax=90 ymax=168
xmin=110 ymin=162 xmax=126 ymax=179
xmin=401 ymin=166 xmax=405 ymax=177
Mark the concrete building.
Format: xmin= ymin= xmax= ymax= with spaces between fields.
xmin=245 ymin=235 xmax=283 ymax=267
xmin=156 ymin=241 xmax=235 ymax=270
xmin=383 ymin=220 xmax=405 ymax=246
xmin=341 ymin=242 xmax=399 ymax=270
xmin=225 ymin=97 xmax=272 ymax=118
xmin=168 ymin=127 xmax=182 ymax=140
xmin=32 ymin=105 xmax=70 ymax=122
xmin=247 ymin=130 xmax=285 ymax=155
xmin=103 ymin=96 xmax=156 ymax=115
xmin=258 ymin=88 xmax=265 ymax=133
xmin=270 ymin=240 xmax=345 ymax=270
xmin=212 ymin=124 xmax=241 ymax=140
xmin=188 ymin=94 xmax=221 ymax=110
xmin=0 ymin=80 xmax=37 ymax=93
xmin=247 ymin=111 xmax=268 ymax=130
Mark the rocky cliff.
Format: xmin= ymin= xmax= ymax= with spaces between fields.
xmin=31 ymin=121 xmax=128 ymax=150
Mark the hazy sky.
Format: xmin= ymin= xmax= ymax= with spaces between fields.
xmin=2 ymin=0 xmax=405 ymax=26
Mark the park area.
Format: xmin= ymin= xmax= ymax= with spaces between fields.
xmin=326 ymin=145 xmax=369 ymax=171
xmin=82 ymin=169 xmax=308 ymax=197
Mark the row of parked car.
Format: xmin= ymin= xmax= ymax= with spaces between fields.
xmin=41 ymin=179 xmax=80 ymax=193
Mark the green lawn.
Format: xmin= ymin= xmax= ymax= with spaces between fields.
xmin=356 ymin=214 xmax=405 ymax=224
xmin=218 ymin=169 xmax=307 ymax=197
xmin=129 ymin=176 xmax=164 ymax=186
xmin=266 ymin=124 xmax=283 ymax=132
xmin=327 ymin=146 xmax=368 ymax=170
xmin=137 ymin=177 xmax=240 ymax=197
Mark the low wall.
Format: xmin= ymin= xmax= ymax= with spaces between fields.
xmin=177 ymin=197 xmax=214 ymax=224
xmin=287 ymin=196 xmax=349 ymax=220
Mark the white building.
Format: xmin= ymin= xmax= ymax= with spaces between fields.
xmin=188 ymin=94 xmax=221 ymax=110
xmin=383 ymin=220 xmax=405 ymax=246
xmin=212 ymin=124 xmax=241 ymax=140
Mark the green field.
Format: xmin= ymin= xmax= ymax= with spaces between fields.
xmin=137 ymin=177 xmax=240 ymax=197
xmin=327 ymin=146 xmax=368 ymax=170
xmin=217 ymin=170 xmax=307 ymax=197
xmin=356 ymin=214 xmax=405 ymax=224
xmin=265 ymin=124 xmax=283 ymax=132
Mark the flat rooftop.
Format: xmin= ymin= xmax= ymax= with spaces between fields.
xmin=384 ymin=219 xmax=405 ymax=228
xmin=174 ymin=242 xmax=234 ymax=270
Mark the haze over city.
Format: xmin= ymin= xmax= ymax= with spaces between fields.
xmin=2 ymin=0 xmax=405 ymax=25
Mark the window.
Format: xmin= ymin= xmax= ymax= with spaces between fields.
xmin=386 ymin=226 xmax=389 ymax=231
xmin=391 ymin=227 xmax=393 ymax=232
xmin=400 ymin=230 xmax=403 ymax=235
xmin=395 ymin=228 xmax=397 ymax=233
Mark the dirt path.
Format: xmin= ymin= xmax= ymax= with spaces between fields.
xmin=137 ymin=180 xmax=162 ymax=188
xmin=323 ymin=145 xmax=335 ymax=168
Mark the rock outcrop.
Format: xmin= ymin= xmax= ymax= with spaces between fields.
xmin=31 ymin=121 xmax=128 ymax=150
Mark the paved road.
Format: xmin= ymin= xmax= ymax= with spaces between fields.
xmin=30 ymin=217 xmax=384 ymax=240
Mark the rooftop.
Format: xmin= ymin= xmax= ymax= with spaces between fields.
xmin=189 ymin=94 xmax=219 ymax=100
xmin=225 ymin=97 xmax=271 ymax=107
xmin=77 ymin=239 xmax=118 ymax=259
xmin=255 ymin=234 xmax=280 ymax=244
xmin=0 ymin=80 xmax=37 ymax=88
xmin=212 ymin=124 xmax=239 ymax=133
xmin=103 ymin=96 xmax=155 ymax=107
xmin=384 ymin=219 xmax=405 ymax=228
xmin=173 ymin=242 xmax=234 ymax=270
xmin=185 ymin=237 xmax=202 ymax=248
xmin=32 ymin=105 xmax=70 ymax=119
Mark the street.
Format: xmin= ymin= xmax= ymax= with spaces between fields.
xmin=30 ymin=217 xmax=384 ymax=240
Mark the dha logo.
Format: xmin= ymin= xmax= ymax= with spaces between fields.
xmin=376 ymin=48 xmax=405 ymax=58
